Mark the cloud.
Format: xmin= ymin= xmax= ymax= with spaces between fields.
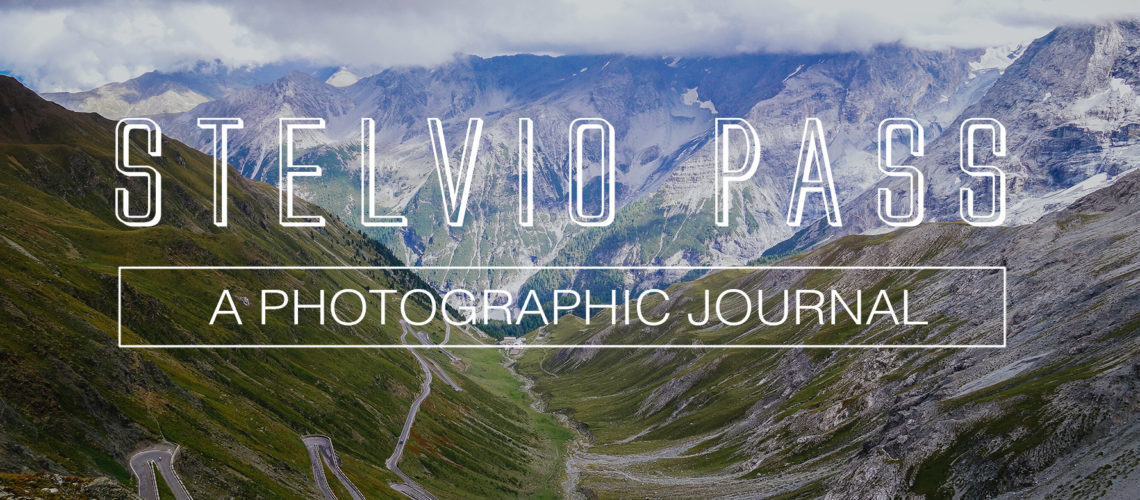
xmin=3 ymin=0 xmax=1140 ymax=92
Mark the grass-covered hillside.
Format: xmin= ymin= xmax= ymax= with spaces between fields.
xmin=0 ymin=76 xmax=567 ymax=498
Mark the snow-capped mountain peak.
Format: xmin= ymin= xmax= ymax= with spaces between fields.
xmin=325 ymin=67 xmax=361 ymax=87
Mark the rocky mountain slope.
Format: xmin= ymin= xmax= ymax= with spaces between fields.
xmin=0 ymin=472 xmax=137 ymax=499
xmin=777 ymin=20 xmax=1140 ymax=255
xmin=0 ymin=76 xmax=566 ymax=498
xmin=43 ymin=61 xmax=338 ymax=119
xmin=519 ymin=168 xmax=1140 ymax=498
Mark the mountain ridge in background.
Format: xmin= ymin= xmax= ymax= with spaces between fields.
xmin=92 ymin=45 xmax=1008 ymax=300
xmin=42 ymin=61 xmax=340 ymax=119
xmin=43 ymin=23 xmax=1137 ymax=309
xmin=773 ymin=20 xmax=1140 ymax=256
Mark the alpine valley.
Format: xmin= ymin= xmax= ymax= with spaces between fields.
xmin=0 ymin=17 xmax=1134 ymax=500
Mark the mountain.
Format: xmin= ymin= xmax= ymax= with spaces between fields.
xmin=518 ymin=43 xmax=1014 ymax=308
xmin=0 ymin=76 xmax=567 ymax=498
xmin=775 ymin=20 xmax=1140 ymax=255
xmin=42 ymin=61 xmax=339 ymax=119
xmin=518 ymin=167 xmax=1140 ymax=498
xmin=151 ymin=46 xmax=1008 ymax=302
xmin=51 ymin=24 xmax=1135 ymax=318
xmin=161 ymin=70 xmax=355 ymax=180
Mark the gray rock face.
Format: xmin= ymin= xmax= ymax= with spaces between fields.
xmin=161 ymin=71 xmax=355 ymax=181
xmin=782 ymin=20 xmax=1140 ymax=255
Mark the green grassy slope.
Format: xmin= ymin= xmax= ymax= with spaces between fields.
xmin=0 ymin=76 xmax=565 ymax=498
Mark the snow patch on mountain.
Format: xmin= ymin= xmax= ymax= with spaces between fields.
xmin=969 ymin=43 xmax=1027 ymax=75
xmin=1008 ymin=172 xmax=1120 ymax=225
xmin=325 ymin=67 xmax=361 ymax=87
xmin=783 ymin=64 xmax=804 ymax=82
xmin=681 ymin=87 xmax=718 ymax=114
xmin=1067 ymin=77 xmax=1140 ymax=132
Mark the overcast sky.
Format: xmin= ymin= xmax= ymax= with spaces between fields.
xmin=3 ymin=0 xmax=1140 ymax=92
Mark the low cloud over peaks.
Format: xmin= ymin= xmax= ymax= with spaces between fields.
xmin=4 ymin=0 xmax=1140 ymax=91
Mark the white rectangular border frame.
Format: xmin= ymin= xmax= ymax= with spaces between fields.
xmin=118 ymin=265 xmax=1007 ymax=349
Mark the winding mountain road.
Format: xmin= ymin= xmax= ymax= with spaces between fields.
xmin=415 ymin=327 xmax=459 ymax=362
xmin=411 ymin=327 xmax=461 ymax=390
xmin=128 ymin=328 xmax=484 ymax=500
xmin=295 ymin=322 xmax=468 ymax=500
xmin=385 ymin=323 xmax=441 ymax=500
xmin=129 ymin=444 xmax=193 ymax=500
xmin=301 ymin=434 xmax=366 ymax=500
xmin=461 ymin=323 xmax=491 ymax=341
